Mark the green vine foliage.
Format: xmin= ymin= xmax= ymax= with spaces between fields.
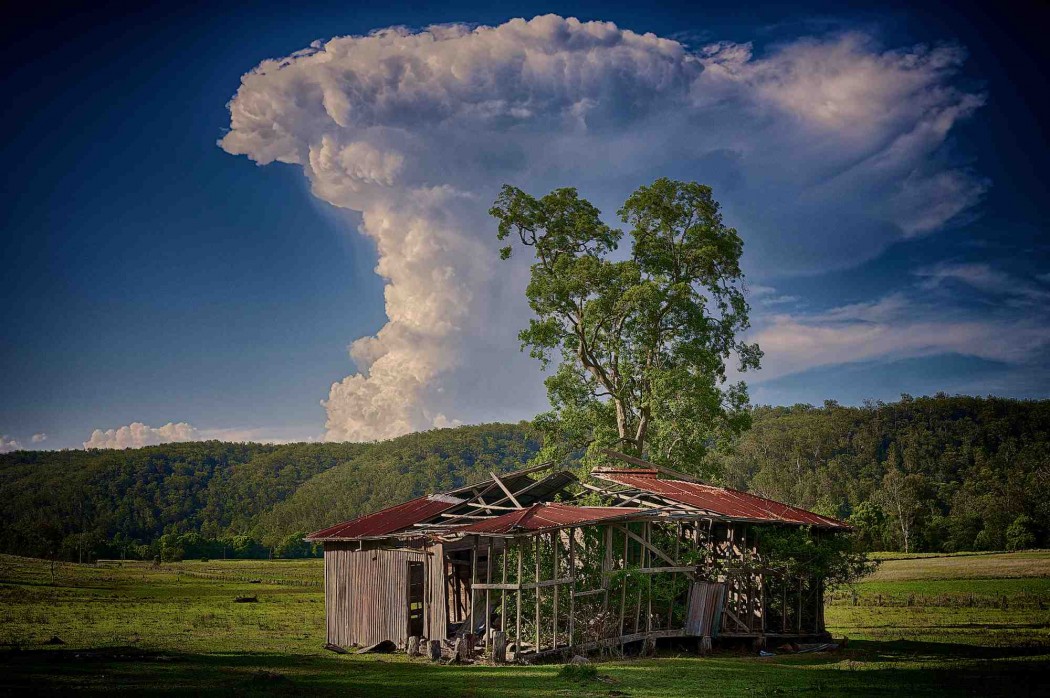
xmin=753 ymin=525 xmax=876 ymax=589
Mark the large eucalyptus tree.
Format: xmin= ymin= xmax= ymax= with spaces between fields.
xmin=491 ymin=178 xmax=761 ymax=474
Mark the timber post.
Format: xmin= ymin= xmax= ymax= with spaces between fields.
xmin=492 ymin=630 xmax=507 ymax=663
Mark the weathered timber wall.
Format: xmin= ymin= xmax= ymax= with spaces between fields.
xmin=324 ymin=542 xmax=447 ymax=647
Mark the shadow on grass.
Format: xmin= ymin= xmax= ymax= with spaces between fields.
xmin=846 ymin=638 xmax=1050 ymax=661
xmin=2 ymin=642 xmax=1050 ymax=698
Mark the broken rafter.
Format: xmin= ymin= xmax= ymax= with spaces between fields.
xmin=489 ymin=471 xmax=524 ymax=509
xmin=578 ymin=482 xmax=679 ymax=510
xmin=599 ymin=448 xmax=702 ymax=484
xmin=440 ymin=470 xmax=573 ymax=526
xmin=613 ymin=524 xmax=680 ymax=567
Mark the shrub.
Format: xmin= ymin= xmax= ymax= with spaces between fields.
xmin=1005 ymin=515 xmax=1037 ymax=551
xmin=558 ymin=663 xmax=598 ymax=682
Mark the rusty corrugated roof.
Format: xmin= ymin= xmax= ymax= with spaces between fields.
xmin=305 ymin=494 xmax=463 ymax=541
xmin=594 ymin=471 xmax=849 ymax=529
xmin=458 ymin=503 xmax=649 ymax=535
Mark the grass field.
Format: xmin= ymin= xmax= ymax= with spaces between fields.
xmin=2 ymin=552 xmax=1049 ymax=696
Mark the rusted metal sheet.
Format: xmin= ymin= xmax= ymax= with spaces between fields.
xmin=685 ymin=581 xmax=725 ymax=637
xmin=458 ymin=503 xmax=650 ymax=534
xmin=594 ymin=471 xmax=849 ymax=529
xmin=307 ymin=494 xmax=463 ymax=541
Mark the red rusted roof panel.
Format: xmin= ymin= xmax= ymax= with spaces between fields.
xmin=306 ymin=494 xmax=460 ymax=540
xmin=597 ymin=472 xmax=849 ymax=529
xmin=459 ymin=503 xmax=647 ymax=534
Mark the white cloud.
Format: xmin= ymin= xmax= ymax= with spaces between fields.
xmin=749 ymin=285 xmax=800 ymax=307
xmin=82 ymin=422 xmax=320 ymax=449
xmin=0 ymin=435 xmax=22 ymax=454
xmin=31 ymin=433 xmax=47 ymax=443
xmin=84 ymin=422 xmax=201 ymax=449
xmin=220 ymin=15 xmax=986 ymax=441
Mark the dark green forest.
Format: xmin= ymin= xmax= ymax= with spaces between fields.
xmin=0 ymin=424 xmax=542 ymax=562
xmin=1 ymin=395 xmax=1047 ymax=561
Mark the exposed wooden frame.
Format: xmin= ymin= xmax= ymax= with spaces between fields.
xmin=489 ymin=471 xmax=524 ymax=509
xmin=599 ymin=448 xmax=703 ymax=483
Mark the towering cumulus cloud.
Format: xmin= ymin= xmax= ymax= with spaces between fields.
xmin=220 ymin=15 xmax=984 ymax=442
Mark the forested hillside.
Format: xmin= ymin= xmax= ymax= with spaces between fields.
xmin=1 ymin=396 xmax=1047 ymax=562
xmin=0 ymin=424 xmax=541 ymax=562
xmin=709 ymin=395 xmax=1050 ymax=553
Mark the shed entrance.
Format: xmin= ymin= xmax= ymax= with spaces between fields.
xmin=407 ymin=561 xmax=425 ymax=637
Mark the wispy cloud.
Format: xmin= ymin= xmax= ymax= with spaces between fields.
xmin=916 ymin=262 xmax=1050 ymax=303
xmin=749 ymin=285 xmax=800 ymax=307
xmin=31 ymin=433 xmax=47 ymax=443
xmin=749 ymin=264 xmax=1050 ymax=382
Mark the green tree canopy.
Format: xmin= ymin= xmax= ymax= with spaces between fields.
xmin=491 ymin=178 xmax=761 ymax=474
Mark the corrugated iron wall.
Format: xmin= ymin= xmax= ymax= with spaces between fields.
xmin=324 ymin=542 xmax=447 ymax=648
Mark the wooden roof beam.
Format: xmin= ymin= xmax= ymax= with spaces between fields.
xmin=489 ymin=471 xmax=524 ymax=509
xmin=599 ymin=448 xmax=702 ymax=483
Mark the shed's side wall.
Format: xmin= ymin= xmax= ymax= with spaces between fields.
xmin=324 ymin=543 xmax=446 ymax=648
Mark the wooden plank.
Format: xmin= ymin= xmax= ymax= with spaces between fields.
xmin=470 ymin=536 xmax=478 ymax=637
xmin=552 ymin=532 xmax=559 ymax=650
xmin=599 ymin=449 xmax=702 ymax=483
xmin=614 ymin=524 xmax=680 ymax=567
xmin=501 ymin=541 xmax=508 ymax=639
xmin=489 ymin=471 xmax=524 ymax=509
xmin=473 ymin=577 xmax=576 ymax=591
xmin=485 ymin=538 xmax=494 ymax=652
xmin=638 ymin=522 xmax=646 ymax=629
xmin=619 ymin=524 xmax=628 ymax=637
xmin=568 ymin=527 xmax=576 ymax=646
xmin=515 ymin=542 xmax=522 ymax=655
xmin=609 ymin=562 xmax=697 ymax=575
xmin=528 ymin=629 xmax=686 ymax=659
xmin=534 ymin=534 xmax=541 ymax=654
xmin=464 ymin=502 xmax=520 ymax=511
xmin=723 ymin=607 xmax=750 ymax=632
xmin=602 ymin=525 xmax=612 ymax=613
xmin=442 ymin=470 xmax=571 ymax=526
xmin=574 ymin=588 xmax=607 ymax=598
xmin=669 ymin=523 xmax=680 ymax=630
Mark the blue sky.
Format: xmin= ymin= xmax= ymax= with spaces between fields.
xmin=1 ymin=0 xmax=1047 ymax=451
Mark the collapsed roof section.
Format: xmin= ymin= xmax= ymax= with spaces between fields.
xmin=590 ymin=468 xmax=850 ymax=530
xmin=306 ymin=451 xmax=849 ymax=542
xmin=306 ymin=463 xmax=581 ymax=542
xmin=305 ymin=494 xmax=465 ymax=541
xmin=457 ymin=502 xmax=650 ymax=535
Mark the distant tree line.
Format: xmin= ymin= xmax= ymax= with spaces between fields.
xmin=709 ymin=395 xmax=1049 ymax=553
xmin=1 ymin=396 xmax=1047 ymax=562
xmin=0 ymin=424 xmax=542 ymax=562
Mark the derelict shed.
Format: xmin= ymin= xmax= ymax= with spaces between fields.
xmin=306 ymin=454 xmax=849 ymax=660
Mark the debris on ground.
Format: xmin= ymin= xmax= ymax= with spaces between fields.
xmin=356 ymin=640 xmax=396 ymax=654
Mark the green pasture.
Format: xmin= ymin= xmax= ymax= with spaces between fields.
xmin=2 ymin=552 xmax=1049 ymax=696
